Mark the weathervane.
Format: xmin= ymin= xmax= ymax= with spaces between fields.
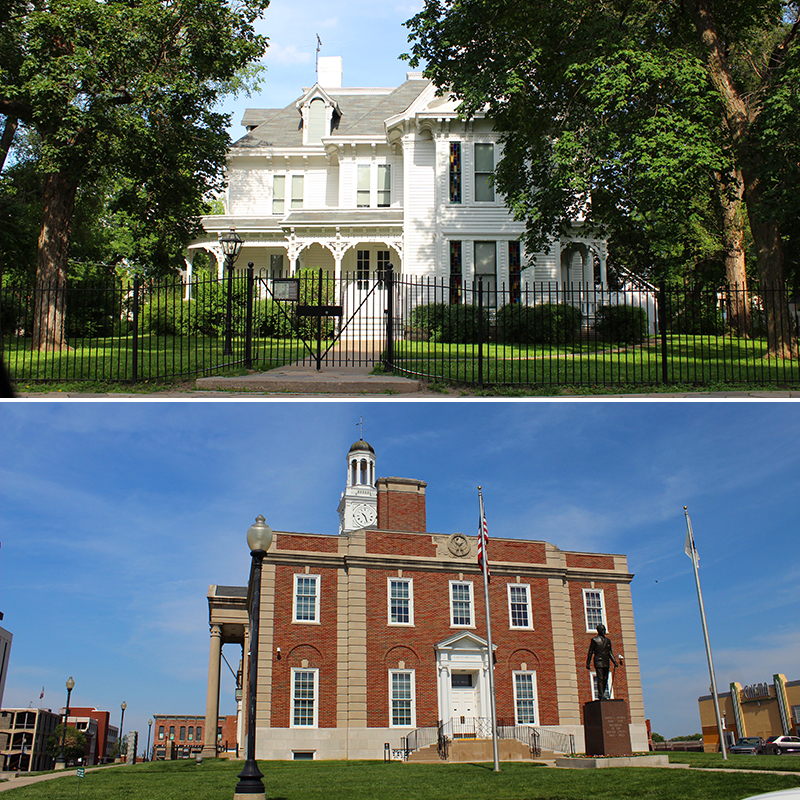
xmin=316 ymin=34 xmax=322 ymax=75
xmin=356 ymin=416 xmax=364 ymax=439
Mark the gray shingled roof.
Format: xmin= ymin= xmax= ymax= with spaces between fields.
xmin=232 ymin=79 xmax=430 ymax=150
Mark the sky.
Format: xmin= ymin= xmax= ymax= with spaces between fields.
xmin=217 ymin=0 xmax=425 ymax=140
xmin=1 ymin=399 xmax=799 ymax=753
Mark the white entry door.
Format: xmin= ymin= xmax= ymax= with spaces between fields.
xmin=451 ymin=672 xmax=477 ymax=736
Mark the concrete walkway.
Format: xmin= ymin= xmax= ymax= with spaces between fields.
xmin=0 ymin=763 xmax=124 ymax=792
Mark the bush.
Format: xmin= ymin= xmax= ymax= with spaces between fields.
xmin=411 ymin=302 xmax=489 ymax=343
xmin=594 ymin=304 xmax=648 ymax=343
xmin=256 ymin=299 xmax=299 ymax=339
xmin=668 ymin=292 xmax=725 ymax=335
xmin=497 ymin=302 xmax=582 ymax=344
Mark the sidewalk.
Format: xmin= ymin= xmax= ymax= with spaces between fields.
xmin=0 ymin=763 xmax=124 ymax=793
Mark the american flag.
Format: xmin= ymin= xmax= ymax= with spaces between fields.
xmin=478 ymin=499 xmax=490 ymax=581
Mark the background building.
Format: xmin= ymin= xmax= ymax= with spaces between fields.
xmin=0 ymin=708 xmax=59 ymax=772
xmin=0 ymin=619 xmax=11 ymax=709
xmin=68 ymin=707 xmax=116 ymax=764
xmin=152 ymin=714 xmax=237 ymax=760
xmin=203 ymin=438 xmax=647 ymax=760
xmin=698 ymin=674 xmax=800 ymax=751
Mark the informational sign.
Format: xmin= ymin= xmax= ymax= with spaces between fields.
xmin=272 ymin=278 xmax=300 ymax=301
xmin=77 ymin=768 xmax=85 ymax=778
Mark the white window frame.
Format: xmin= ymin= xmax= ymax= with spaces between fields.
xmin=389 ymin=670 xmax=416 ymax=728
xmin=291 ymin=174 xmax=304 ymax=209
xmin=388 ymin=578 xmax=414 ymax=626
xmin=513 ymin=671 xmax=539 ymax=725
xmin=583 ymin=588 xmax=607 ymax=632
xmin=507 ymin=583 xmax=533 ymax=629
xmin=449 ymin=580 xmax=474 ymax=628
xmin=272 ymin=174 xmax=285 ymax=215
xmin=590 ymin=670 xmax=614 ymax=701
xmin=293 ymin=574 xmax=321 ymax=623
xmin=290 ymin=667 xmax=319 ymax=728
xmin=474 ymin=142 xmax=495 ymax=202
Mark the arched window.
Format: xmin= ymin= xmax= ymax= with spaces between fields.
xmin=307 ymin=99 xmax=326 ymax=143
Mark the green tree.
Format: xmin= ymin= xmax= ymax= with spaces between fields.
xmin=0 ymin=0 xmax=268 ymax=350
xmin=46 ymin=724 xmax=87 ymax=763
xmin=405 ymin=0 xmax=800 ymax=356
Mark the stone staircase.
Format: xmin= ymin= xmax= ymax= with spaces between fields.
xmin=407 ymin=738 xmax=553 ymax=763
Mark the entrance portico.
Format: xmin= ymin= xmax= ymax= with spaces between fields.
xmin=435 ymin=632 xmax=496 ymax=727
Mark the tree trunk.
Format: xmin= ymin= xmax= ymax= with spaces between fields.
xmin=715 ymin=166 xmax=750 ymax=337
xmin=32 ymin=171 xmax=77 ymax=351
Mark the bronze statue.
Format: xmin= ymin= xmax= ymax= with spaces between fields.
xmin=586 ymin=623 xmax=616 ymax=700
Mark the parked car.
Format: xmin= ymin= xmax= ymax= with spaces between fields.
xmin=764 ymin=735 xmax=800 ymax=755
xmin=729 ymin=736 xmax=765 ymax=754
xmin=743 ymin=791 xmax=800 ymax=799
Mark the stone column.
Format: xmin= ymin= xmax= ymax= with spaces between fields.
xmin=202 ymin=623 xmax=222 ymax=758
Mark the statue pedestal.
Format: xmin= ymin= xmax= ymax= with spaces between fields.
xmin=583 ymin=699 xmax=632 ymax=756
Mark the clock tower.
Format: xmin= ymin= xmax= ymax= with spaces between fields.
xmin=338 ymin=438 xmax=378 ymax=534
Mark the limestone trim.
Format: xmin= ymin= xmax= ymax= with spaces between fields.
xmin=614 ymin=556 xmax=645 ymax=726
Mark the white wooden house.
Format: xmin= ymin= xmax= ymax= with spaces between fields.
xmin=188 ymin=57 xmax=609 ymax=305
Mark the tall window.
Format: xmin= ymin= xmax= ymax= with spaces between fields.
xmin=270 ymin=253 xmax=284 ymax=280
xmin=158 ymin=726 xmax=164 ymax=741
xmin=583 ymin=588 xmax=606 ymax=632
xmin=450 ymin=581 xmax=474 ymax=627
xmin=357 ymin=250 xmax=370 ymax=290
xmin=513 ymin=672 xmax=538 ymax=725
xmin=293 ymin=574 xmax=320 ymax=623
xmin=307 ymin=98 xmax=326 ymax=143
xmin=390 ymin=671 xmax=415 ymax=727
xmin=187 ymin=727 xmax=194 ymax=741
xmin=291 ymin=669 xmax=318 ymax=727
xmin=377 ymin=164 xmax=391 ymax=207
xmin=169 ymin=726 xmax=175 ymax=741
xmin=474 ymin=143 xmax=494 ymax=202
xmin=377 ymin=251 xmax=391 ymax=287
xmin=509 ymin=241 xmax=522 ymax=304
xmin=449 ymin=142 xmax=462 ymax=203
xmin=291 ymin=175 xmax=304 ymax=209
xmin=449 ymin=241 xmax=462 ymax=304
xmin=357 ymin=165 xmax=371 ymax=207
xmin=196 ymin=727 xmax=202 ymax=741
xmin=474 ymin=241 xmax=497 ymax=303
xmin=179 ymin=726 xmax=186 ymax=741
xmin=272 ymin=175 xmax=285 ymax=215
xmin=508 ymin=584 xmax=532 ymax=629
xmin=388 ymin=578 xmax=413 ymax=625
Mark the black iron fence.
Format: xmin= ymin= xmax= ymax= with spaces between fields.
xmin=3 ymin=268 xmax=799 ymax=387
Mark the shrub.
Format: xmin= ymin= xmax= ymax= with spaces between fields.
xmin=594 ymin=304 xmax=648 ymax=343
xmin=411 ymin=302 xmax=489 ymax=343
xmin=668 ymin=292 xmax=725 ymax=335
xmin=497 ymin=302 xmax=582 ymax=344
xmin=256 ymin=299 xmax=299 ymax=339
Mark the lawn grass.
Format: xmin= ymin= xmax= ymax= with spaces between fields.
xmin=668 ymin=751 xmax=800 ymax=771
xmin=5 ymin=758 xmax=800 ymax=800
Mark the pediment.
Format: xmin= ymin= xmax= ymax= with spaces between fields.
xmin=295 ymin=83 xmax=340 ymax=112
xmin=436 ymin=631 xmax=496 ymax=653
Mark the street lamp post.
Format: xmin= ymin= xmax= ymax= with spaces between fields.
xmin=119 ymin=702 xmax=127 ymax=760
xmin=220 ymin=228 xmax=244 ymax=356
xmin=55 ymin=677 xmax=75 ymax=770
xmin=234 ymin=515 xmax=273 ymax=800
xmin=146 ymin=719 xmax=153 ymax=762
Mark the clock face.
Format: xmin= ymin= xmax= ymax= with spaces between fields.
xmin=353 ymin=504 xmax=377 ymax=527
xmin=448 ymin=534 xmax=470 ymax=557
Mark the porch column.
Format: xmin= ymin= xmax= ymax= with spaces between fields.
xmin=202 ymin=623 xmax=222 ymax=758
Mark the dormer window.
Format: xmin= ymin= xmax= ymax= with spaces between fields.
xmin=308 ymin=98 xmax=326 ymax=143
xmin=298 ymin=86 xmax=340 ymax=145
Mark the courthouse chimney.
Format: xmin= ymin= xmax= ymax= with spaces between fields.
xmin=376 ymin=477 xmax=427 ymax=532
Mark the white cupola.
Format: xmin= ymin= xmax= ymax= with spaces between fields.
xmin=338 ymin=438 xmax=378 ymax=534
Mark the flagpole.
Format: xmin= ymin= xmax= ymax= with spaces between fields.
xmin=478 ymin=487 xmax=500 ymax=772
xmin=684 ymin=507 xmax=728 ymax=760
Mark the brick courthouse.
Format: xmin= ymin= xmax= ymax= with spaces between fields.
xmin=202 ymin=439 xmax=647 ymax=760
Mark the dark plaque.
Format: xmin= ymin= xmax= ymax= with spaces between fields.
xmin=272 ymin=278 xmax=300 ymax=301
xmin=583 ymin=699 xmax=632 ymax=756
xmin=297 ymin=305 xmax=343 ymax=317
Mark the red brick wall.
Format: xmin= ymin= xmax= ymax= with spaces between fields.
xmin=490 ymin=540 xmax=547 ymax=564
xmin=377 ymin=484 xmax=426 ymax=532
xmin=270 ymin=564 xmax=339 ymax=728
xmin=566 ymin=553 xmax=615 ymax=570
xmin=366 ymin=531 xmax=436 ymax=557
xmin=276 ymin=534 xmax=339 ymax=552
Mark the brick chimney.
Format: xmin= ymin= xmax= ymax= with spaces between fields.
xmin=376 ymin=477 xmax=427 ymax=532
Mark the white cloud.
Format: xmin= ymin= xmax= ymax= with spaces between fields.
xmin=265 ymin=43 xmax=313 ymax=65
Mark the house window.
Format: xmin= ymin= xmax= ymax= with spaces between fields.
xmin=270 ymin=254 xmax=284 ymax=279
xmin=449 ymin=142 xmax=462 ymax=203
xmin=169 ymin=726 xmax=175 ymax=741
xmin=591 ymin=671 xmax=613 ymax=701
xmin=450 ymin=581 xmax=474 ymax=627
xmin=307 ymin=98 xmax=326 ymax=143
xmin=293 ymin=574 xmax=320 ymax=623
xmin=509 ymin=241 xmax=521 ymax=304
xmin=187 ymin=727 xmax=193 ymax=741
xmin=388 ymin=578 xmax=414 ymax=625
xmin=272 ymin=175 xmax=285 ymax=215
xmin=474 ymin=143 xmax=494 ymax=202
xmin=377 ymin=164 xmax=391 ymax=207
xmin=377 ymin=251 xmax=391 ymax=286
xmin=357 ymin=250 xmax=370 ymax=290
xmin=179 ymin=726 xmax=186 ymax=741
xmin=449 ymin=241 xmax=462 ymax=304
xmin=357 ymin=165 xmax=371 ymax=208
xmin=513 ymin=672 xmax=538 ymax=725
xmin=390 ymin=670 xmax=415 ymax=727
xmin=583 ymin=589 xmax=606 ymax=632
xmin=158 ymin=726 xmax=164 ymax=740
xmin=291 ymin=175 xmax=304 ymax=209
xmin=291 ymin=668 xmax=318 ymax=728
xmin=508 ymin=584 xmax=532 ymax=629
xmin=196 ymin=727 xmax=202 ymax=741
xmin=474 ymin=241 xmax=497 ymax=303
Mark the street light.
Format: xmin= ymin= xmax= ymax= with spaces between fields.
xmin=120 ymin=702 xmax=127 ymax=760
xmin=234 ymin=515 xmax=273 ymax=800
xmin=146 ymin=719 xmax=153 ymax=762
xmin=55 ymin=676 xmax=75 ymax=770
xmin=220 ymin=228 xmax=244 ymax=356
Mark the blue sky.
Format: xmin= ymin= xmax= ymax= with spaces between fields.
xmin=219 ymin=0 xmax=425 ymax=139
xmin=1 ymin=400 xmax=799 ymax=751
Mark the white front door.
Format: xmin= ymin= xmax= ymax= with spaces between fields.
xmin=451 ymin=672 xmax=477 ymax=736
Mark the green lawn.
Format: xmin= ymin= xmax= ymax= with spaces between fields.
xmin=5 ymin=758 xmax=799 ymax=800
